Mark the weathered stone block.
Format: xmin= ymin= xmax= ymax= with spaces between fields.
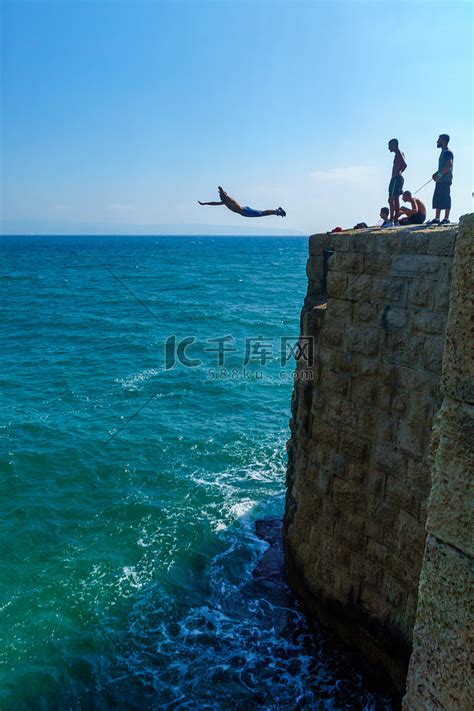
xmin=398 ymin=418 xmax=426 ymax=459
xmin=411 ymin=311 xmax=446 ymax=335
xmin=326 ymin=397 xmax=359 ymax=430
xmin=390 ymin=481 xmax=422 ymax=520
xmin=407 ymin=393 xmax=436 ymax=425
xmin=397 ymin=366 xmax=437 ymax=394
xmin=382 ymin=575 xmax=405 ymax=606
xmin=317 ymin=345 xmax=336 ymax=372
xmin=325 ymin=297 xmax=352 ymax=321
xmin=319 ymin=369 xmax=351 ymax=397
xmin=325 ymin=252 xmax=336 ymax=272
xmin=318 ymin=467 xmax=332 ymax=495
xmin=433 ymin=273 xmax=451 ymax=313
xmin=309 ymin=234 xmax=328 ymax=255
xmin=367 ymin=541 xmax=389 ymax=564
xmin=374 ymin=443 xmax=406 ymax=476
xmin=398 ymin=234 xmax=430 ymax=254
xmin=325 ymin=233 xmax=351 ymax=253
xmin=441 ymin=213 xmax=474 ymax=402
xmin=385 ymin=554 xmax=415 ymax=593
xmin=399 ymin=500 xmax=426 ymax=540
xmin=333 ymin=350 xmax=359 ymax=374
xmin=377 ymin=385 xmax=393 ymax=411
xmin=353 ymin=302 xmax=378 ymax=324
xmin=347 ymin=461 xmax=366 ymax=482
xmin=297 ymin=541 xmax=314 ymax=563
xmin=378 ymin=418 xmax=399 ymax=446
xmin=339 ymin=430 xmax=370 ymax=462
xmin=426 ymin=232 xmax=456 ymax=256
xmin=391 ymin=254 xmax=441 ymax=276
xmin=306 ymin=255 xmax=322 ymax=279
xmin=423 ymin=335 xmax=445 ymax=373
xmin=302 ymin=308 xmax=325 ymax=339
xmin=346 ymin=326 xmax=380 ymax=356
xmin=391 ymin=392 xmax=409 ymax=414
xmin=345 ymin=274 xmax=372 ymax=301
xmin=366 ymin=469 xmax=387 ymax=497
xmin=372 ymin=234 xmax=393 ymax=254
xmin=427 ymin=399 xmax=474 ymax=557
xmin=380 ymin=304 xmax=407 ymax=330
xmin=371 ymin=228 xmax=443 ymax=255
xmin=357 ymin=408 xmax=379 ymax=435
xmin=383 ymin=332 xmax=425 ymax=368
xmin=359 ymin=584 xmax=387 ymax=620
xmin=311 ymin=417 xmax=339 ymax=449
xmin=379 ymin=363 xmax=401 ymax=387
xmin=327 ymin=271 xmax=348 ymax=298
xmin=403 ymin=536 xmax=472 ymax=711
xmin=350 ymin=234 xmax=377 ymax=252
xmin=350 ymin=549 xmax=370 ymax=578
xmin=331 ymin=252 xmax=364 ymax=273
xmin=372 ymin=276 xmax=407 ymax=305
xmin=367 ymin=496 xmax=399 ymax=529
xmin=351 ymin=376 xmax=377 ymax=406
xmin=406 ymin=459 xmax=431 ymax=497
xmin=397 ymin=526 xmax=425 ymax=565
xmin=320 ymin=322 xmax=344 ymax=349
xmin=363 ymin=253 xmax=392 ymax=275
xmin=407 ymin=279 xmax=435 ymax=307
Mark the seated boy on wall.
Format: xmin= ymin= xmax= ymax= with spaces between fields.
xmin=379 ymin=207 xmax=392 ymax=228
xmin=399 ymin=191 xmax=427 ymax=225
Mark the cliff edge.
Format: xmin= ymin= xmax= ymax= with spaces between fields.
xmin=284 ymin=215 xmax=473 ymax=703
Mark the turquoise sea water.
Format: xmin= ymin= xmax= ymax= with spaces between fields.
xmin=1 ymin=236 xmax=393 ymax=709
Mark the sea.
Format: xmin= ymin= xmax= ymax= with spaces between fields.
xmin=0 ymin=235 xmax=394 ymax=710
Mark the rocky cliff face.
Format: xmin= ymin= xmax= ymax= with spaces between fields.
xmin=403 ymin=214 xmax=473 ymax=709
xmin=284 ymin=221 xmax=460 ymax=693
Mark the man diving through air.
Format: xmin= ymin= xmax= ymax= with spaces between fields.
xmin=198 ymin=186 xmax=286 ymax=218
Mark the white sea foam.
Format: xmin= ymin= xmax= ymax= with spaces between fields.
xmin=116 ymin=368 xmax=162 ymax=391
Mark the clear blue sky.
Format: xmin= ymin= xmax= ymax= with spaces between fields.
xmin=1 ymin=0 xmax=472 ymax=234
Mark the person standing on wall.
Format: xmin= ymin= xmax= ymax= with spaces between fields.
xmin=427 ymin=134 xmax=454 ymax=225
xmin=387 ymin=138 xmax=407 ymax=225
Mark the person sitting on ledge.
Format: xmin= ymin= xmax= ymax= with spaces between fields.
xmin=198 ymin=186 xmax=286 ymax=218
xmin=399 ymin=191 xmax=427 ymax=225
xmin=379 ymin=207 xmax=393 ymax=228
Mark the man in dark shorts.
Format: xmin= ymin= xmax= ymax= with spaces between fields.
xmin=427 ymin=134 xmax=454 ymax=225
xmin=388 ymin=138 xmax=407 ymax=224
xmin=198 ymin=187 xmax=286 ymax=218
xmin=399 ymin=191 xmax=426 ymax=225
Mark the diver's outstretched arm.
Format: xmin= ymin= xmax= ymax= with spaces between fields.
xmin=198 ymin=200 xmax=224 ymax=206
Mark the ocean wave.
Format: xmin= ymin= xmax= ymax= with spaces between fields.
xmin=116 ymin=368 xmax=162 ymax=391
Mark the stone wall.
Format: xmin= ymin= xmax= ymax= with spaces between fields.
xmin=403 ymin=214 xmax=473 ymax=709
xmin=284 ymin=223 xmax=458 ymax=693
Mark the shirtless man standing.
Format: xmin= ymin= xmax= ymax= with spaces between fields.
xmin=399 ymin=191 xmax=426 ymax=225
xmin=198 ymin=186 xmax=286 ymax=218
xmin=387 ymin=139 xmax=407 ymax=224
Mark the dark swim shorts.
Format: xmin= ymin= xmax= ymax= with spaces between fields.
xmin=388 ymin=175 xmax=404 ymax=198
xmin=401 ymin=212 xmax=426 ymax=225
xmin=241 ymin=206 xmax=263 ymax=218
xmin=432 ymin=182 xmax=451 ymax=210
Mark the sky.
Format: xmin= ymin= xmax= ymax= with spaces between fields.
xmin=1 ymin=0 xmax=473 ymax=235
